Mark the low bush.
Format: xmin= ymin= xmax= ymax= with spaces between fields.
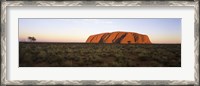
xmin=19 ymin=42 xmax=181 ymax=67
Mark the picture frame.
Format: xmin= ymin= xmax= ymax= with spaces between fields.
xmin=1 ymin=0 xmax=199 ymax=85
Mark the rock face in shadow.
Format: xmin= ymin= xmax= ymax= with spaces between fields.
xmin=86 ymin=31 xmax=151 ymax=44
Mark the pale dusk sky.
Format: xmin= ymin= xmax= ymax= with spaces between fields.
xmin=19 ymin=18 xmax=181 ymax=43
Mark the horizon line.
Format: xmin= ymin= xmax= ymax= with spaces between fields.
xmin=19 ymin=41 xmax=181 ymax=44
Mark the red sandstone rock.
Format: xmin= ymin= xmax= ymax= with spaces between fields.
xmin=86 ymin=31 xmax=151 ymax=44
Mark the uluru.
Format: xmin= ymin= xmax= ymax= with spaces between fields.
xmin=86 ymin=31 xmax=151 ymax=44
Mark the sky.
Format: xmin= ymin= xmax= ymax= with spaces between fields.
xmin=19 ymin=18 xmax=181 ymax=43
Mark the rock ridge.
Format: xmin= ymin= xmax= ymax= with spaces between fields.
xmin=86 ymin=31 xmax=151 ymax=44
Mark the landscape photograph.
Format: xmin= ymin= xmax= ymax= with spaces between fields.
xmin=19 ymin=18 xmax=181 ymax=67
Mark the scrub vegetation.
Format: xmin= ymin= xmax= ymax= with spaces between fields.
xmin=19 ymin=42 xmax=181 ymax=67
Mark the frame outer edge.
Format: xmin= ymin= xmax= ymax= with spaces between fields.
xmin=194 ymin=1 xmax=199 ymax=86
xmin=1 ymin=1 xmax=6 ymax=86
xmin=1 ymin=1 xmax=199 ymax=86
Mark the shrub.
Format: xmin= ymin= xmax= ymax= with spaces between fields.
xmin=150 ymin=61 xmax=162 ymax=67
xmin=138 ymin=50 xmax=151 ymax=61
xmin=37 ymin=50 xmax=47 ymax=61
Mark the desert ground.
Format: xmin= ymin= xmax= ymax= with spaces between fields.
xmin=19 ymin=42 xmax=181 ymax=67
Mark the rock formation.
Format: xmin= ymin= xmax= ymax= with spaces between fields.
xmin=86 ymin=31 xmax=151 ymax=44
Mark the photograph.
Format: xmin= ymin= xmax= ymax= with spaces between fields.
xmin=19 ymin=18 xmax=181 ymax=67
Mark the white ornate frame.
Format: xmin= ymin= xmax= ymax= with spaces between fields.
xmin=1 ymin=1 xmax=199 ymax=86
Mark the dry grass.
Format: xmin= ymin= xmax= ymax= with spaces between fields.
xmin=19 ymin=42 xmax=181 ymax=67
